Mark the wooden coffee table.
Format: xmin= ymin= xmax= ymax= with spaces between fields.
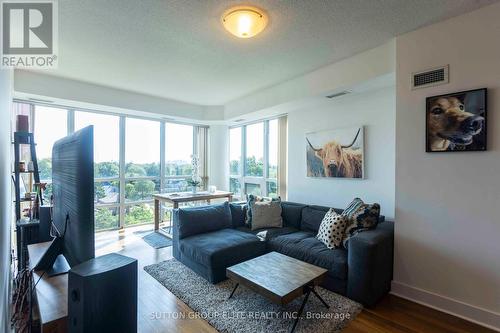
xmin=226 ymin=251 xmax=329 ymax=333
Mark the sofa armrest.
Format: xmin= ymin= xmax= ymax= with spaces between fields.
xmin=172 ymin=208 xmax=181 ymax=259
xmin=172 ymin=202 xmax=232 ymax=260
xmin=347 ymin=221 xmax=394 ymax=306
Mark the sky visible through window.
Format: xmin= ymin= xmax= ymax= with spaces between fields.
xmin=268 ymin=119 xmax=278 ymax=178
xmin=245 ymin=122 xmax=264 ymax=177
xmin=34 ymin=106 xmax=67 ymax=159
xmin=33 ymin=108 xmax=196 ymax=165
xmin=246 ymin=123 xmax=264 ymax=162
xmin=126 ymin=118 xmax=160 ymax=164
xmin=75 ymin=111 xmax=119 ymax=163
xmin=165 ymin=123 xmax=193 ymax=163
xmin=229 ymin=127 xmax=241 ymax=175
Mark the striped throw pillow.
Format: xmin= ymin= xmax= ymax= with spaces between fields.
xmin=341 ymin=198 xmax=380 ymax=248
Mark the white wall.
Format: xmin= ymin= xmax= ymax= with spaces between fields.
xmin=0 ymin=69 xmax=13 ymax=333
xmin=208 ymin=125 xmax=229 ymax=191
xmin=394 ymin=2 xmax=500 ymax=329
xmin=287 ymin=87 xmax=395 ymax=218
xmin=14 ymin=70 xmax=208 ymax=121
xmin=224 ymin=40 xmax=395 ymax=120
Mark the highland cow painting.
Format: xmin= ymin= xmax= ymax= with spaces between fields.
xmin=306 ymin=126 xmax=364 ymax=179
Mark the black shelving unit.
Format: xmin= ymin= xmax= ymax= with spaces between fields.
xmin=12 ymin=131 xmax=43 ymax=270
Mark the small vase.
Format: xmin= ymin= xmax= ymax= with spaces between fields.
xmin=192 ymin=186 xmax=197 ymax=194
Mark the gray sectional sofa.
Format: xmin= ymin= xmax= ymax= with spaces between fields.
xmin=172 ymin=201 xmax=394 ymax=306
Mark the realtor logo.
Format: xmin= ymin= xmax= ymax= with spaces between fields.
xmin=1 ymin=0 xmax=58 ymax=68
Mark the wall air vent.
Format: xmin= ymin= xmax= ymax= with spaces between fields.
xmin=411 ymin=65 xmax=449 ymax=90
xmin=233 ymin=119 xmax=245 ymax=123
xmin=326 ymin=91 xmax=350 ymax=99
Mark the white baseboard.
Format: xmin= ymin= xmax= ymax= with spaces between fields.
xmin=391 ymin=281 xmax=500 ymax=332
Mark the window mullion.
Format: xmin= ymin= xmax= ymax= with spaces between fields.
xmin=193 ymin=126 xmax=198 ymax=160
xmin=29 ymin=103 xmax=35 ymax=133
xmin=159 ymin=122 xmax=166 ymax=228
xmin=160 ymin=121 xmax=165 ymax=191
xmin=241 ymin=126 xmax=246 ymax=197
xmin=119 ymin=116 xmax=126 ymax=229
xmin=67 ymin=109 xmax=75 ymax=134
xmin=263 ymin=121 xmax=269 ymax=195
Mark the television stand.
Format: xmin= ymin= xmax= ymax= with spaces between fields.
xmin=33 ymin=235 xmax=72 ymax=277
xmin=28 ymin=242 xmax=68 ymax=333
xmin=46 ymin=254 xmax=71 ymax=277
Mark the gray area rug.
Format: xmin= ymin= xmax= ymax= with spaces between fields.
xmin=144 ymin=259 xmax=362 ymax=333
xmin=140 ymin=232 xmax=172 ymax=249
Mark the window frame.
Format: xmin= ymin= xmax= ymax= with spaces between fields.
xmin=14 ymin=99 xmax=206 ymax=231
xmin=229 ymin=118 xmax=279 ymax=200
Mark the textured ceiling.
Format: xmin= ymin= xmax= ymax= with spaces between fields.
xmin=46 ymin=0 xmax=497 ymax=105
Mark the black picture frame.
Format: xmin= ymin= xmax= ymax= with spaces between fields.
xmin=426 ymin=88 xmax=487 ymax=152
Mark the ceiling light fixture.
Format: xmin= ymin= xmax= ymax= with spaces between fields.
xmin=221 ymin=6 xmax=268 ymax=39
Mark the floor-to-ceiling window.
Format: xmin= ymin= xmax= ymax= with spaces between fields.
xmin=165 ymin=122 xmax=193 ymax=192
xmin=229 ymin=127 xmax=242 ymax=198
xmin=124 ymin=118 xmax=161 ymax=227
xmin=229 ymin=118 xmax=282 ymax=200
xmin=267 ymin=119 xmax=279 ymax=197
xmin=75 ymin=111 xmax=120 ymax=230
xmin=12 ymin=101 xmax=203 ymax=231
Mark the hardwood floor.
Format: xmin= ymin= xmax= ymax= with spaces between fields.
xmin=96 ymin=226 xmax=496 ymax=333
xmin=95 ymin=225 xmax=217 ymax=333
xmin=343 ymin=295 xmax=496 ymax=333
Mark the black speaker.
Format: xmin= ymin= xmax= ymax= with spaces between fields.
xmin=38 ymin=205 xmax=53 ymax=242
xmin=68 ymin=253 xmax=138 ymax=333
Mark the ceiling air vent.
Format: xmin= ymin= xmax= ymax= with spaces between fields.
xmin=326 ymin=91 xmax=350 ymax=99
xmin=411 ymin=65 xmax=449 ymax=90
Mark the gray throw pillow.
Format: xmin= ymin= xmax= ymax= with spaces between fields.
xmin=250 ymin=199 xmax=283 ymax=231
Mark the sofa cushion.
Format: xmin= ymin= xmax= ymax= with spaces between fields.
xmin=236 ymin=226 xmax=298 ymax=241
xmin=176 ymin=202 xmax=232 ymax=239
xmin=229 ymin=202 xmax=247 ymax=228
xmin=301 ymin=207 xmax=327 ymax=232
xmin=179 ymin=228 xmax=266 ymax=268
xmin=280 ymin=202 xmax=307 ymax=229
xmin=268 ymin=232 xmax=348 ymax=280
xmin=301 ymin=205 xmax=349 ymax=233
xmin=267 ymin=231 xmax=314 ymax=250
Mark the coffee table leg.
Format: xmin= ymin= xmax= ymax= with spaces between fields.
xmin=290 ymin=290 xmax=311 ymax=333
xmin=228 ymin=283 xmax=239 ymax=299
xmin=311 ymin=287 xmax=329 ymax=309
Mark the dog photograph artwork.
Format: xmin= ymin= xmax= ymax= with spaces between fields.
xmin=426 ymin=88 xmax=487 ymax=152
xmin=306 ymin=126 xmax=364 ymax=179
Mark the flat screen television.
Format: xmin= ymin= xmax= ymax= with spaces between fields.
xmin=34 ymin=126 xmax=95 ymax=276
